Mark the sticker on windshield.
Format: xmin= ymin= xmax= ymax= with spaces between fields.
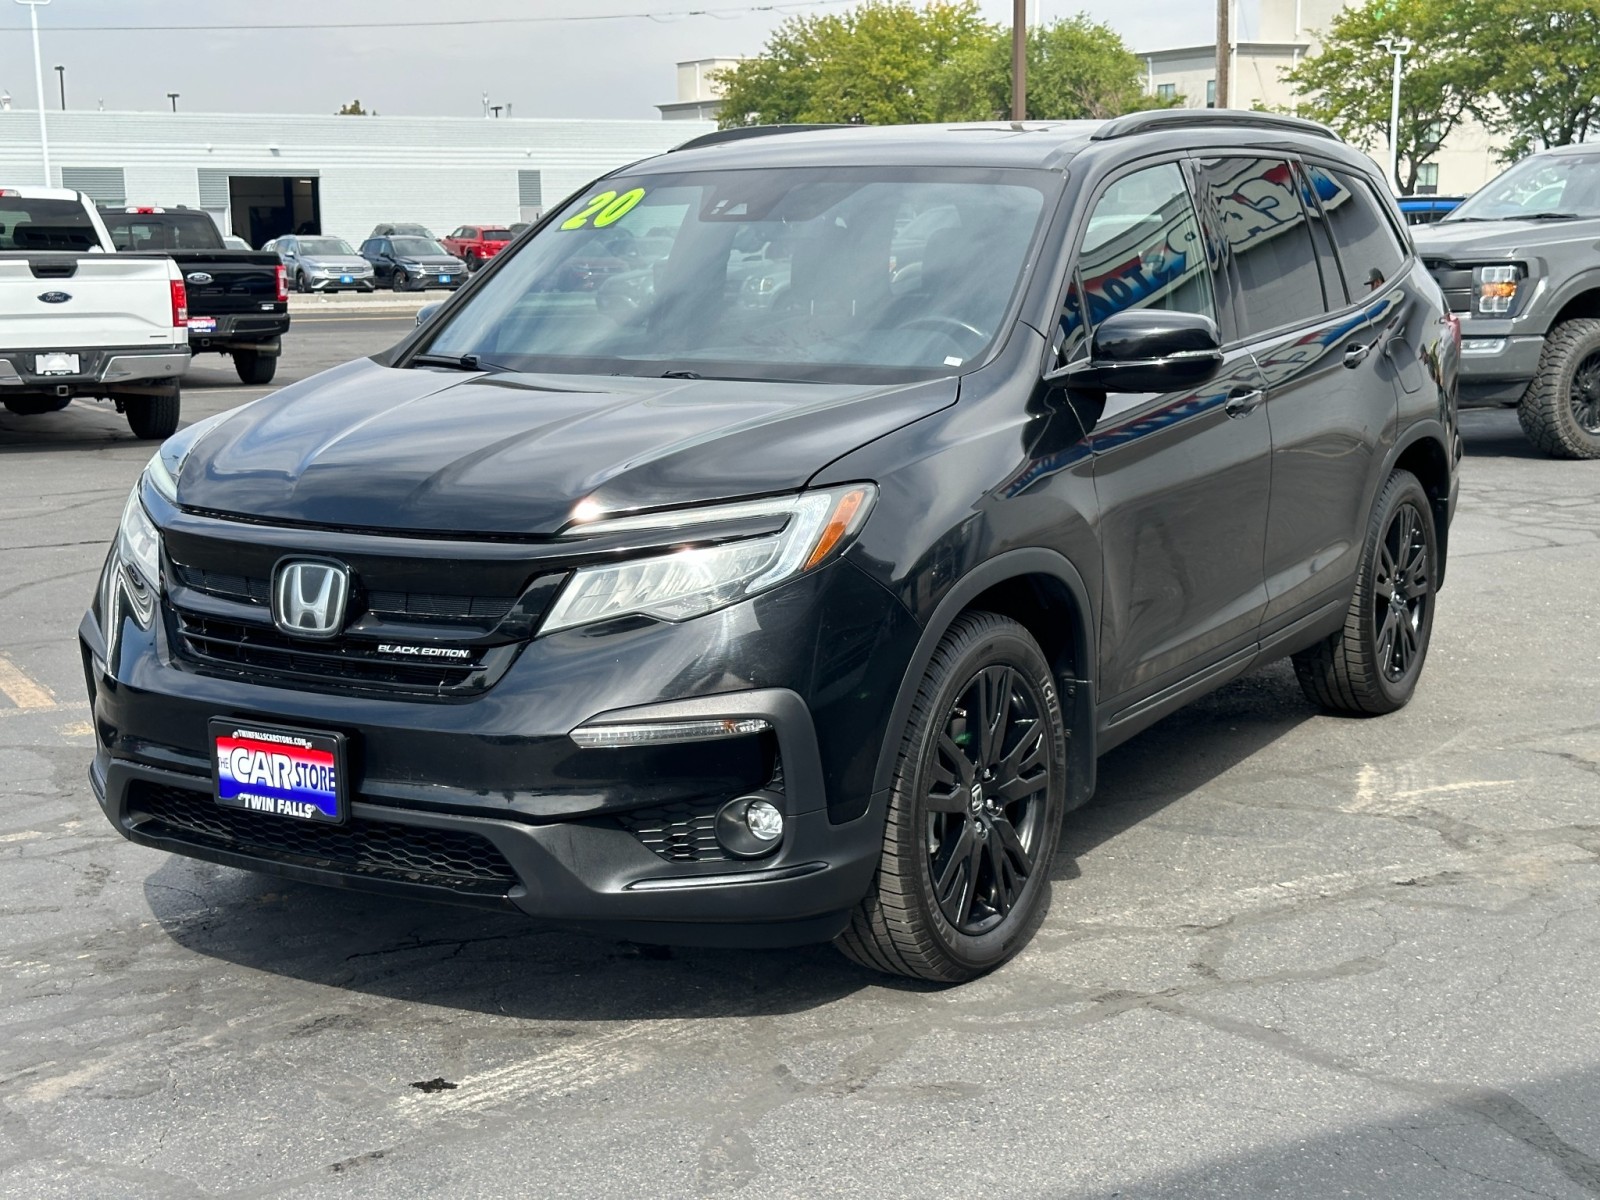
xmin=560 ymin=188 xmax=647 ymax=231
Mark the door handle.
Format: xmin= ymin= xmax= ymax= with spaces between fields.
xmin=1224 ymin=387 xmax=1265 ymax=418
xmin=1343 ymin=341 xmax=1374 ymax=368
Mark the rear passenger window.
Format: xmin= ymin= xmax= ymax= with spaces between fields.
xmin=1196 ymin=157 xmax=1326 ymax=336
xmin=1304 ymin=165 xmax=1408 ymax=295
xmin=1061 ymin=161 xmax=1215 ymax=361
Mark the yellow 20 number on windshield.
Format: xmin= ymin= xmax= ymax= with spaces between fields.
xmin=560 ymin=188 xmax=646 ymax=231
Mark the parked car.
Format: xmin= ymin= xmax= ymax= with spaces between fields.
xmin=274 ymin=235 xmax=376 ymax=293
xmin=366 ymin=222 xmax=435 ymax=240
xmin=1414 ymin=143 xmax=1600 ymax=457
xmin=1398 ymin=195 xmax=1466 ymax=225
xmin=222 ymin=235 xmax=252 ymax=251
xmin=441 ymin=225 xmax=513 ymax=271
xmin=359 ymin=236 xmax=466 ymax=291
xmin=101 ymin=206 xmax=289 ymax=385
xmin=0 ymin=187 xmax=189 ymax=437
xmin=82 ymin=114 xmax=1459 ymax=981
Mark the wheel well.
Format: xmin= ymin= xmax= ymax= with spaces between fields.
xmin=1550 ymin=289 xmax=1600 ymax=328
xmin=1394 ymin=436 xmax=1452 ymax=584
xmin=965 ymin=573 xmax=1084 ymax=683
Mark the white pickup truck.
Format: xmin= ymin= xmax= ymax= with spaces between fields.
xmin=0 ymin=186 xmax=190 ymax=439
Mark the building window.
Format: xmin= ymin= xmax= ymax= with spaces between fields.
xmin=1205 ymin=79 xmax=1216 ymax=108
xmin=1156 ymin=83 xmax=1176 ymax=101
xmin=1415 ymin=163 xmax=1440 ymax=195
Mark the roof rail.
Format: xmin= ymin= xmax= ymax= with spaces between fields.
xmin=1091 ymin=110 xmax=1341 ymax=143
xmin=671 ymin=123 xmax=857 ymax=153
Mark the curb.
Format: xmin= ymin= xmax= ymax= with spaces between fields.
xmin=288 ymin=293 xmax=436 ymax=317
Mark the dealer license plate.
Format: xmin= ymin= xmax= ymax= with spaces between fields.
xmin=34 ymin=352 xmax=79 ymax=375
xmin=438 ymin=274 xmax=452 ymax=284
xmin=340 ymin=274 xmax=354 ymax=284
xmin=210 ymin=720 xmax=347 ymax=824
xmin=187 ymin=316 xmax=217 ymax=333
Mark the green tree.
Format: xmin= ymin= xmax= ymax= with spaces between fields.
xmin=1285 ymin=0 xmax=1488 ymax=192
xmin=712 ymin=1 xmax=988 ymax=128
xmin=1469 ymin=0 xmax=1600 ymax=157
xmin=336 ymin=99 xmax=375 ymax=116
xmin=928 ymin=15 xmax=1176 ymax=121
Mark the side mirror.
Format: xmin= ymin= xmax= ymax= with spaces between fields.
xmin=416 ymin=303 xmax=441 ymax=327
xmin=1050 ymin=309 xmax=1223 ymax=393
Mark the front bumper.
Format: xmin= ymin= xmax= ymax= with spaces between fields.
xmin=1455 ymin=327 xmax=1545 ymax=407
xmin=307 ymin=274 xmax=375 ymax=292
xmin=0 ymin=345 xmax=190 ymax=392
xmin=79 ymin=550 xmax=913 ymax=947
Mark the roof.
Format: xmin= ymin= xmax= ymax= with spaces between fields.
xmin=0 ymin=185 xmax=85 ymax=201
xmin=638 ymin=112 xmax=1343 ymax=175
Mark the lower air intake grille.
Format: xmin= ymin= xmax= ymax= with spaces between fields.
xmin=614 ymin=801 xmax=730 ymax=863
xmin=128 ymin=783 xmax=518 ymax=895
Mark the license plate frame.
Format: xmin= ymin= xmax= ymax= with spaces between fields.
xmin=34 ymin=352 xmax=80 ymax=375
xmin=340 ymin=274 xmax=354 ymax=284
xmin=210 ymin=719 xmax=348 ymax=825
xmin=187 ymin=316 xmax=217 ymax=333
xmin=438 ymin=274 xmax=452 ymax=284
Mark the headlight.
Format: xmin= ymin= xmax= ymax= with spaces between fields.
xmin=542 ymin=485 xmax=875 ymax=634
xmin=1474 ymin=264 xmax=1524 ymax=315
xmin=111 ymin=484 xmax=161 ymax=627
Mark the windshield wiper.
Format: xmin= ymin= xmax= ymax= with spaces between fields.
xmin=1518 ymin=211 xmax=1585 ymax=220
xmin=411 ymin=353 xmax=492 ymax=371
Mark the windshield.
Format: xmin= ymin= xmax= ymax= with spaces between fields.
xmin=419 ymin=166 xmax=1052 ymax=383
xmin=1447 ymin=154 xmax=1600 ymax=221
xmin=298 ymin=237 xmax=355 ymax=256
xmin=392 ymin=237 xmax=447 ymax=256
xmin=483 ymin=229 xmax=512 ymax=242
xmin=103 ymin=210 xmax=224 ymax=251
xmin=0 ymin=197 xmax=98 ymax=250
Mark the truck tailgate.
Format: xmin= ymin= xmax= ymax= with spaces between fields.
xmin=0 ymin=253 xmax=179 ymax=349
xmin=170 ymin=252 xmax=282 ymax=315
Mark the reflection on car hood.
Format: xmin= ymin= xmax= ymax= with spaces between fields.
xmin=301 ymin=255 xmax=369 ymax=270
xmin=176 ymin=357 xmax=958 ymax=535
xmin=1413 ymin=216 xmax=1600 ymax=257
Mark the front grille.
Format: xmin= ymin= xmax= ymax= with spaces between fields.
xmin=169 ymin=608 xmax=512 ymax=698
xmin=615 ymin=800 xmax=729 ymax=863
xmin=1422 ymin=260 xmax=1475 ymax=314
xmin=171 ymin=562 xmax=517 ymax=624
xmin=128 ymin=782 xmax=519 ymax=896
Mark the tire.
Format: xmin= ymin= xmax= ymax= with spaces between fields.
xmin=1292 ymin=469 xmax=1437 ymax=715
xmin=233 ymin=350 xmax=277 ymax=385
xmin=836 ymin=612 xmax=1067 ymax=982
xmin=392 ymin=269 xmax=409 ymax=293
xmin=295 ymin=270 xmax=308 ymax=294
xmin=124 ymin=386 xmax=180 ymax=441
xmin=467 ymin=254 xmax=481 ymax=273
xmin=4 ymin=395 xmax=72 ymax=415
xmin=1517 ymin=318 xmax=1600 ymax=459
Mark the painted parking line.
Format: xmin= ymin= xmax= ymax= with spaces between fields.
xmin=0 ymin=655 xmax=55 ymax=710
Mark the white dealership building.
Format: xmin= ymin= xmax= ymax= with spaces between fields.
xmin=0 ymin=110 xmax=712 ymax=247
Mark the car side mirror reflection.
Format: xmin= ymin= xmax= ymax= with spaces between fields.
xmin=416 ymin=303 xmax=441 ymax=327
xmin=1048 ymin=309 xmax=1224 ymax=394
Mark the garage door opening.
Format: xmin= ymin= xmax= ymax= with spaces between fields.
xmin=229 ymin=176 xmax=320 ymax=249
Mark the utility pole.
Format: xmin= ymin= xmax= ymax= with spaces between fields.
xmin=1010 ymin=0 xmax=1027 ymax=120
xmin=1215 ymin=0 xmax=1229 ymax=109
xmin=14 ymin=0 xmax=51 ymax=185
xmin=53 ymin=63 xmax=63 ymax=110
xmin=167 ymin=91 xmax=179 ymax=113
xmin=1376 ymin=36 xmax=1413 ymax=192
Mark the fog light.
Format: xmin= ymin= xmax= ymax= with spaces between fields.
xmin=745 ymin=799 xmax=783 ymax=841
xmin=714 ymin=790 xmax=786 ymax=859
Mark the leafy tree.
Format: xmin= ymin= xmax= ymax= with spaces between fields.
xmin=928 ymin=15 xmax=1176 ymax=121
xmin=1285 ymin=0 xmax=1488 ymax=192
xmin=1468 ymin=0 xmax=1600 ymax=158
xmin=713 ymin=1 xmax=989 ymax=128
xmin=336 ymin=99 xmax=375 ymax=116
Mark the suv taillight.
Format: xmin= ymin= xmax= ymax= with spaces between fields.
xmin=275 ymin=264 xmax=288 ymax=303
xmin=170 ymin=279 xmax=188 ymax=328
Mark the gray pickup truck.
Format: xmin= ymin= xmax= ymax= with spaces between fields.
xmin=1414 ymin=144 xmax=1600 ymax=459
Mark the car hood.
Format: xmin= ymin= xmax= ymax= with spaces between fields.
xmin=302 ymin=255 xmax=368 ymax=270
xmin=1413 ymin=216 xmax=1600 ymax=259
xmin=176 ymin=357 xmax=957 ymax=536
xmin=401 ymin=256 xmax=462 ymax=267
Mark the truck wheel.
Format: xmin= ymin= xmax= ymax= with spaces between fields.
xmin=1518 ymin=318 xmax=1600 ymax=459
xmin=4 ymin=396 xmax=72 ymax=415
xmin=835 ymin=612 xmax=1067 ymax=982
xmin=1292 ymin=469 xmax=1436 ymax=715
xmin=234 ymin=350 xmax=277 ymax=385
xmin=125 ymin=386 xmax=180 ymax=441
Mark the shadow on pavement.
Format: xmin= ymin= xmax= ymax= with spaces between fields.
xmin=1458 ymin=405 xmax=1550 ymax=460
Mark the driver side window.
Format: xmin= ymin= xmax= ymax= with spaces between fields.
xmin=1059 ymin=161 xmax=1216 ymax=364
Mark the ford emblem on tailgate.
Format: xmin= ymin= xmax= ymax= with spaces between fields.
xmin=37 ymin=291 xmax=71 ymax=304
xmin=186 ymin=271 xmax=214 ymax=285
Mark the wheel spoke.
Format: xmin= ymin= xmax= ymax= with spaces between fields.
xmin=933 ymin=822 xmax=976 ymax=924
xmin=976 ymin=667 xmax=1013 ymax=766
xmin=999 ymin=720 xmax=1045 ymax=779
xmin=1397 ymin=616 xmax=1419 ymax=674
xmin=1376 ymin=610 xmax=1398 ymax=671
xmin=937 ymin=734 xmax=976 ymax=789
xmin=991 ymin=813 xmax=1034 ymax=879
xmin=997 ymin=769 xmax=1048 ymax=805
xmin=1375 ymin=544 xmax=1398 ymax=598
xmin=984 ymin=835 xmax=1014 ymax=916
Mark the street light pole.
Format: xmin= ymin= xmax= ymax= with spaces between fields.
xmin=1010 ymin=0 xmax=1026 ymax=120
xmin=14 ymin=0 xmax=52 ymax=185
xmin=1377 ymin=36 xmax=1413 ymax=192
xmin=54 ymin=64 xmax=63 ymax=110
xmin=167 ymin=92 xmax=179 ymax=113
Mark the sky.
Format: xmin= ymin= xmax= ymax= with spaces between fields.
xmin=0 ymin=0 xmax=1257 ymax=121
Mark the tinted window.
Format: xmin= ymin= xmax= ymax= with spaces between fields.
xmin=1060 ymin=161 xmax=1215 ymax=361
xmin=0 ymin=197 xmax=97 ymax=251
xmin=1305 ymin=165 xmax=1407 ymax=295
xmin=1197 ymin=157 xmax=1326 ymax=336
xmin=483 ymin=229 xmax=512 ymax=242
xmin=102 ymin=210 xmax=225 ymax=252
xmin=392 ymin=237 xmax=446 ymax=256
xmin=298 ymin=237 xmax=356 ymax=255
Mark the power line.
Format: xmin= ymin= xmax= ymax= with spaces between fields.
xmin=0 ymin=0 xmax=851 ymax=34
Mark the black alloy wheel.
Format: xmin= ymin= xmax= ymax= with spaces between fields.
xmin=925 ymin=665 xmax=1050 ymax=935
xmin=837 ymin=612 xmax=1067 ymax=982
xmin=392 ymin=268 xmax=409 ymax=292
xmin=1519 ymin=317 xmax=1600 ymax=458
xmin=1293 ymin=468 xmax=1437 ymax=715
xmin=1572 ymin=350 xmax=1600 ymax=436
xmin=295 ymin=270 xmax=308 ymax=294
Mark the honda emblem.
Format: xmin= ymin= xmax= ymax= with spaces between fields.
xmin=271 ymin=560 xmax=350 ymax=639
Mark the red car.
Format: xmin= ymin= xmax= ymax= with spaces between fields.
xmin=440 ymin=225 xmax=513 ymax=271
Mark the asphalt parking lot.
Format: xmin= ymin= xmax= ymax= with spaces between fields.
xmin=3 ymin=320 xmax=1599 ymax=1197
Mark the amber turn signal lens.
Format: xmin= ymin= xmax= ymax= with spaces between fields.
xmin=803 ymin=487 xmax=869 ymax=571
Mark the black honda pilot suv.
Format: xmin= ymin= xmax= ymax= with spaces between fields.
xmin=82 ymin=113 xmax=1460 ymax=982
